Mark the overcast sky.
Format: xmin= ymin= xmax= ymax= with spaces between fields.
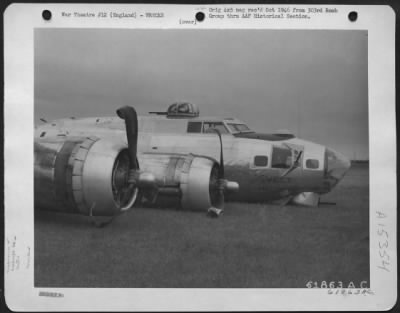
xmin=35 ymin=29 xmax=368 ymax=160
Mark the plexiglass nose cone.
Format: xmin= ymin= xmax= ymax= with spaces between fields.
xmin=325 ymin=148 xmax=351 ymax=188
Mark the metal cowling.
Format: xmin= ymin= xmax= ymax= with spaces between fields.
xmin=34 ymin=137 xmax=138 ymax=216
xmin=138 ymin=153 xmax=223 ymax=212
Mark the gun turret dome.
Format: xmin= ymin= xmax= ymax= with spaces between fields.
xmin=149 ymin=102 xmax=200 ymax=118
xmin=167 ymin=102 xmax=199 ymax=118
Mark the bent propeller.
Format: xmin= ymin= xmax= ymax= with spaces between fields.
xmin=208 ymin=128 xmax=239 ymax=217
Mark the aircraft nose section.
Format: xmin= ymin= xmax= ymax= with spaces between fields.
xmin=325 ymin=148 xmax=351 ymax=189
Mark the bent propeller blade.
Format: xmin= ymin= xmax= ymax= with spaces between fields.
xmin=210 ymin=128 xmax=224 ymax=179
xmin=116 ymin=106 xmax=138 ymax=170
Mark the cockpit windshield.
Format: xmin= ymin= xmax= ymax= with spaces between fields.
xmin=203 ymin=122 xmax=229 ymax=134
xmin=227 ymin=123 xmax=253 ymax=134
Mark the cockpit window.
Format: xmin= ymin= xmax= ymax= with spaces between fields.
xmin=227 ymin=123 xmax=252 ymax=133
xmin=271 ymin=147 xmax=292 ymax=169
xmin=203 ymin=122 xmax=229 ymax=134
xmin=187 ymin=121 xmax=202 ymax=133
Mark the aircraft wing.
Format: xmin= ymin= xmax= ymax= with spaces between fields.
xmin=34 ymin=106 xmax=239 ymax=226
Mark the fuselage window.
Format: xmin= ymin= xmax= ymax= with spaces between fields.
xmin=187 ymin=121 xmax=202 ymax=133
xmin=271 ymin=147 xmax=292 ymax=169
xmin=254 ymin=155 xmax=268 ymax=167
xmin=203 ymin=122 xmax=229 ymax=134
xmin=306 ymin=159 xmax=319 ymax=169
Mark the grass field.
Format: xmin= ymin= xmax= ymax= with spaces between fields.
xmin=35 ymin=163 xmax=369 ymax=288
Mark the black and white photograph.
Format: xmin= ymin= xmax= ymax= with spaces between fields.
xmin=4 ymin=4 xmax=396 ymax=311
xmin=33 ymin=27 xmax=369 ymax=289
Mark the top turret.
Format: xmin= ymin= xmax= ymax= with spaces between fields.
xmin=149 ymin=102 xmax=200 ymax=118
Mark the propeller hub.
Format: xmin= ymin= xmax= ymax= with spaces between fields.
xmin=225 ymin=181 xmax=239 ymax=193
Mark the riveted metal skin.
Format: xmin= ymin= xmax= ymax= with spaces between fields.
xmin=35 ymin=137 xmax=83 ymax=213
xmin=180 ymin=156 xmax=220 ymax=211
xmin=138 ymin=153 xmax=221 ymax=211
xmin=80 ymin=139 xmax=138 ymax=216
xmin=34 ymin=137 xmax=138 ymax=216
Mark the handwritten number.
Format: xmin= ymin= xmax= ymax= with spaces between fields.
xmin=378 ymin=240 xmax=389 ymax=249
xmin=379 ymin=250 xmax=389 ymax=259
xmin=376 ymin=211 xmax=386 ymax=219
xmin=377 ymin=228 xmax=389 ymax=238
xmin=378 ymin=265 xmax=390 ymax=272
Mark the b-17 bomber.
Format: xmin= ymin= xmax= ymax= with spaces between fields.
xmin=34 ymin=102 xmax=351 ymax=226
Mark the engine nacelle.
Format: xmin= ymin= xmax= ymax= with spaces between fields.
xmin=139 ymin=153 xmax=221 ymax=211
xmin=34 ymin=137 xmax=138 ymax=217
